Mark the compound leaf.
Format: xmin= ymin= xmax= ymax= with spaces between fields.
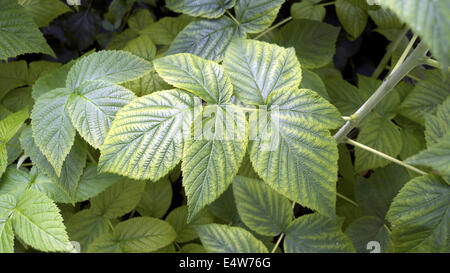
xmin=99 ymin=90 xmax=200 ymax=181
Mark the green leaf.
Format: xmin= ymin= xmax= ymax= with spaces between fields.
xmin=223 ymin=38 xmax=302 ymax=105
xmin=88 ymin=217 xmax=176 ymax=253
xmin=233 ymin=176 xmax=292 ymax=236
xmin=335 ymin=0 xmax=368 ymax=39
xmin=284 ymin=213 xmax=355 ymax=253
xmin=0 ymin=145 xmax=7 ymax=178
xmin=19 ymin=0 xmax=71 ymax=27
xmin=128 ymin=9 xmax=154 ymax=32
xmin=405 ymin=134 xmax=450 ymax=177
xmin=121 ymin=68 xmax=172 ymax=96
xmin=249 ymin=88 xmax=343 ymax=218
xmin=66 ymin=209 xmax=110 ymax=252
xmin=196 ymin=224 xmax=269 ymax=253
xmin=90 ymin=180 xmax=145 ymax=219
xmin=387 ymin=175 xmax=449 ymax=252
xmin=355 ymin=164 xmax=410 ymax=219
xmin=0 ymin=194 xmax=15 ymax=253
xmin=425 ymin=97 xmax=450 ymax=146
xmin=32 ymin=61 xmax=75 ymax=100
xmin=122 ymin=34 xmax=157 ymax=61
xmin=99 ymin=90 xmax=200 ymax=181
xmin=136 ymin=177 xmax=173 ymax=218
xmin=0 ymin=0 xmax=55 ymax=60
xmin=0 ymin=107 xmax=28 ymax=143
xmin=74 ymin=163 xmax=123 ymax=202
xmin=66 ymin=50 xmax=152 ymax=90
xmin=19 ymin=126 xmax=87 ymax=200
xmin=208 ymin=186 xmax=241 ymax=225
xmin=0 ymin=61 xmax=28 ymax=100
xmin=0 ymin=167 xmax=55 ymax=200
xmin=166 ymin=0 xmax=236 ymax=19
xmin=234 ymin=0 xmax=285 ymax=34
xmin=275 ymin=19 xmax=340 ymax=69
xmin=291 ymin=0 xmax=326 ymax=21
xmin=182 ymin=105 xmax=248 ymax=221
xmin=12 ymin=189 xmax=72 ymax=252
xmin=140 ymin=16 xmax=192 ymax=45
xmin=68 ymin=80 xmax=136 ymax=149
xmin=167 ymin=17 xmax=239 ymax=62
xmin=31 ymin=88 xmax=76 ymax=176
xmin=299 ymin=68 xmax=329 ymax=100
xmin=165 ymin=205 xmax=214 ymax=243
xmin=400 ymin=69 xmax=450 ymax=124
xmin=396 ymin=116 xmax=426 ymax=160
xmin=367 ymin=6 xmax=402 ymax=29
xmin=179 ymin=243 xmax=206 ymax=253
xmin=345 ymin=216 xmax=391 ymax=253
xmin=355 ymin=116 xmax=403 ymax=172
xmin=376 ymin=0 xmax=450 ymax=68
xmin=155 ymin=53 xmax=233 ymax=104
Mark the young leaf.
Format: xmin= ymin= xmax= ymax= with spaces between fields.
xmin=387 ymin=175 xmax=449 ymax=252
xmin=90 ymin=180 xmax=145 ymax=219
xmin=88 ymin=217 xmax=176 ymax=253
xmin=167 ymin=17 xmax=240 ymax=62
xmin=12 ymin=189 xmax=72 ymax=252
xmin=137 ymin=177 xmax=173 ymax=218
xmin=291 ymin=0 xmax=326 ymax=21
xmin=182 ymin=105 xmax=248 ymax=221
xmin=31 ymin=88 xmax=76 ymax=176
xmin=345 ymin=216 xmax=391 ymax=253
xmin=335 ymin=0 xmax=368 ymax=39
xmin=0 ymin=194 xmax=16 ymax=253
xmin=99 ymin=90 xmax=200 ymax=181
xmin=223 ymin=38 xmax=302 ymax=105
xmin=233 ymin=176 xmax=293 ymax=236
xmin=0 ymin=0 xmax=55 ymax=60
xmin=195 ymin=224 xmax=269 ymax=253
xmin=66 ymin=50 xmax=152 ymax=90
xmin=155 ymin=53 xmax=233 ymax=104
xmin=234 ymin=0 xmax=285 ymax=34
xmin=284 ymin=213 xmax=355 ymax=253
xmin=250 ymin=88 xmax=343 ymax=218
xmin=166 ymin=0 xmax=236 ymax=19
xmin=67 ymin=80 xmax=136 ymax=149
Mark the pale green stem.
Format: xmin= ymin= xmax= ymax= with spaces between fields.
xmin=336 ymin=192 xmax=359 ymax=207
xmin=372 ymin=26 xmax=409 ymax=78
xmin=226 ymin=10 xmax=240 ymax=26
xmin=345 ymin=138 xmax=428 ymax=176
xmin=391 ymin=34 xmax=418 ymax=72
xmin=271 ymin=233 xmax=285 ymax=253
xmin=254 ymin=17 xmax=293 ymax=40
xmin=334 ymin=41 xmax=429 ymax=142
